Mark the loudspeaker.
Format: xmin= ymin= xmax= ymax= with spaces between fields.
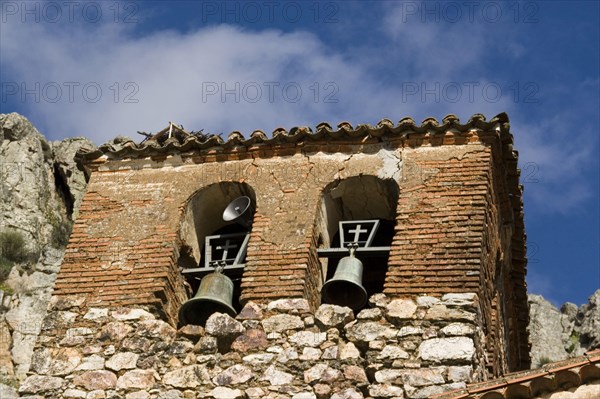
xmin=223 ymin=196 xmax=254 ymax=228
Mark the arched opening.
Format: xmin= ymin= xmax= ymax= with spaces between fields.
xmin=177 ymin=182 xmax=256 ymax=325
xmin=316 ymin=176 xmax=399 ymax=309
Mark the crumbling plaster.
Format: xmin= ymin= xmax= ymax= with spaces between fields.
xmin=87 ymin=146 xmax=415 ymax=250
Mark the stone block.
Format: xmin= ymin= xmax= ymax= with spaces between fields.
xmin=75 ymin=354 xmax=105 ymax=371
xmin=446 ymin=365 xmax=473 ymax=382
xmin=18 ymin=376 xmax=64 ymax=394
xmin=231 ymin=329 xmax=268 ymax=352
xmin=357 ymin=308 xmax=383 ymax=320
xmin=416 ymin=296 xmax=440 ymax=308
xmin=236 ymin=302 xmax=263 ymax=320
xmin=378 ymin=345 xmax=410 ymax=360
xmin=418 ymin=337 xmax=475 ymax=362
xmin=210 ymin=387 xmax=245 ymax=399
xmin=126 ymin=391 xmax=151 ymax=399
xmin=440 ymin=323 xmax=474 ymax=337
xmin=369 ymin=384 xmax=404 ymax=398
xmin=386 ymin=299 xmax=418 ymax=322
xmin=242 ymin=353 xmax=275 ymax=365
xmin=315 ymin=304 xmax=354 ymax=330
xmin=330 ymin=388 xmax=364 ymax=399
xmin=261 ymin=365 xmax=294 ymax=385
xmin=116 ymin=369 xmax=156 ymax=389
xmin=63 ymin=389 xmax=87 ymax=398
xmin=304 ymin=364 xmax=342 ymax=384
xmin=106 ymin=352 xmax=139 ymax=371
xmin=400 ymin=368 xmax=445 ymax=386
xmin=177 ymin=324 xmax=204 ymax=340
xmin=343 ymin=365 xmax=369 ymax=383
xmin=374 ymin=368 xmax=403 ymax=383
xmin=163 ymin=365 xmax=210 ymax=388
xmin=73 ymin=370 xmax=117 ymax=390
xmin=262 ymin=314 xmax=304 ymax=333
xmin=99 ymin=322 xmax=133 ymax=342
xmin=289 ymin=331 xmax=327 ymax=347
xmin=369 ymin=293 xmax=390 ymax=308
xmin=441 ymin=293 xmax=477 ymax=307
xmin=424 ymin=305 xmax=476 ymax=322
xmin=135 ymin=319 xmax=177 ymax=340
xmin=267 ymin=298 xmax=311 ymax=313
xmin=83 ymin=308 xmax=109 ymax=321
xmin=340 ymin=342 xmax=361 ymax=359
xmin=300 ymin=347 xmax=322 ymax=360
xmin=213 ymin=364 xmax=253 ymax=385
xmin=345 ymin=321 xmax=396 ymax=344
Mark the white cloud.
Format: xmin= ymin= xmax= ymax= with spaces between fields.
xmin=1 ymin=1 xmax=597 ymax=214
xmin=2 ymin=15 xmax=391 ymax=142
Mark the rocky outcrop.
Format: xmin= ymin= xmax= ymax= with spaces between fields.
xmin=52 ymin=136 xmax=93 ymax=221
xmin=0 ymin=113 xmax=95 ymax=390
xmin=528 ymin=290 xmax=600 ymax=367
xmin=577 ymin=290 xmax=600 ymax=351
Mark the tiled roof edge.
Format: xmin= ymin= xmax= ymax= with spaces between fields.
xmin=75 ymin=112 xmax=510 ymax=161
xmin=432 ymin=349 xmax=600 ymax=399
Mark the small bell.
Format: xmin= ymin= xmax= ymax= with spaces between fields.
xmin=321 ymin=245 xmax=368 ymax=310
xmin=179 ymin=266 xmax=236 ymax=326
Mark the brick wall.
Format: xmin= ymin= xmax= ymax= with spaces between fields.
xmin=50 ymin=124 xmax=528 ymax=371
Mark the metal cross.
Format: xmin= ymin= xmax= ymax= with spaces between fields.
xmin=217 ymin=240 xmax=238 ymax=261
xmin=348 ymin=224 xmax=368 ymax=243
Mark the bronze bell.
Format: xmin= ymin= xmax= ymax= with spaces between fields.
xmin=321 ymin=247 xmax=368 ymax=310
xmin=179 ymin=268 xmax=236 ymax=326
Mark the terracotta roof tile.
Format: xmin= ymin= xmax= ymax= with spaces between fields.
xmin=75 ymin=113 xmax=511 ymax=161
xmin=433 ymin=351 xmax=600 ymax=399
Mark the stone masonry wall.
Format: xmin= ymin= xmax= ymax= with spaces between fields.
xmin=19 ymin=293 xmax=483 ymax=399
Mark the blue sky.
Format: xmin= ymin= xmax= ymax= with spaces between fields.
xmin=1 ymin=0 xmax=598 ymax=306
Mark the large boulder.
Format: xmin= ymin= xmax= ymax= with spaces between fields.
xmin=528 ymin=294 xmax=571 ymax=367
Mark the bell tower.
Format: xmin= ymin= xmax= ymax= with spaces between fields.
xmin=21 ymin=114 xmax=530 ymax=398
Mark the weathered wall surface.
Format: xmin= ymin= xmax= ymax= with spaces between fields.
xmin=53 ymin=133 xmax=522 ymax=327
xmin=3 ymin=115 xmax=532 ymax=397
xmin=54 ymin=146 xmax=406 ymax=322
xmin=385 ymin=140 xmax=527 ymax=374
xmin=19 ymin=293 xmax=483 ymax=399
